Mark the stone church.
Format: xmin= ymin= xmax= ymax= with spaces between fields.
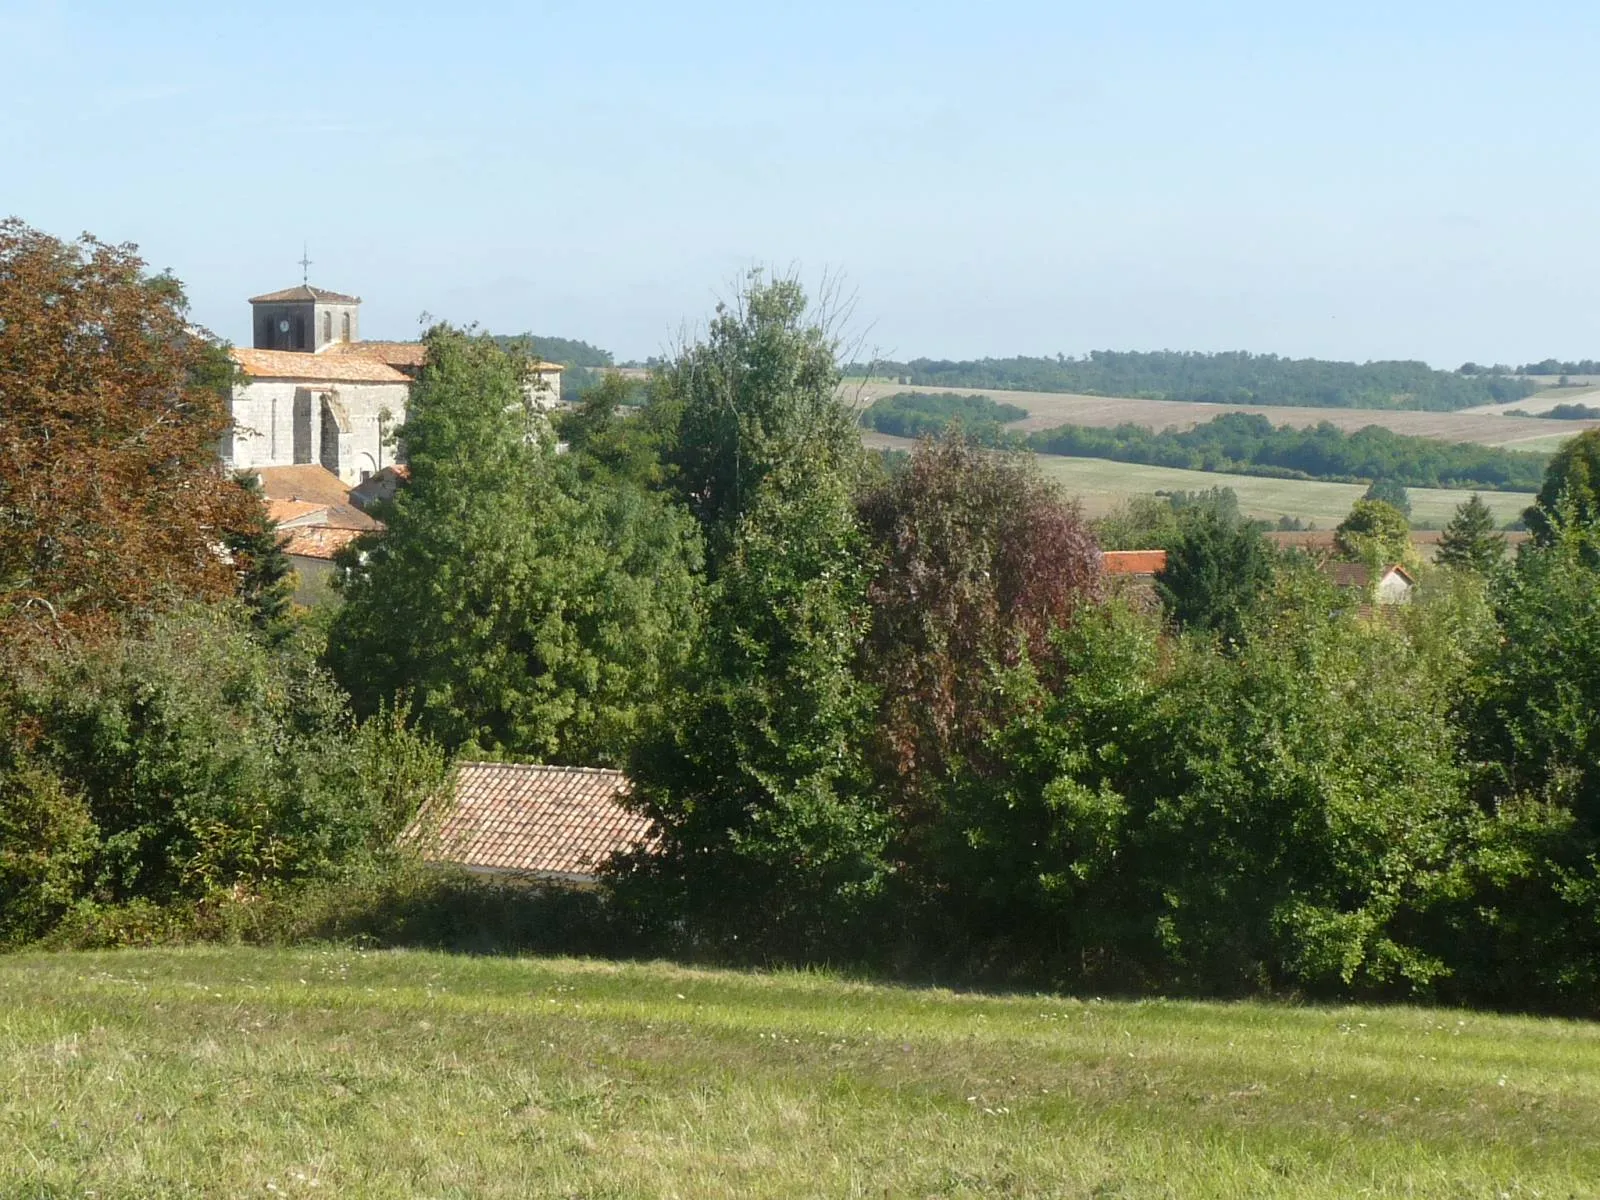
xmin=222 ymin=284 xmax=561 ymax=485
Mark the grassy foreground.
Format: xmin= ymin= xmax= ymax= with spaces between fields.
xmin=2 ymin=949 xmax=1598 ymax=1198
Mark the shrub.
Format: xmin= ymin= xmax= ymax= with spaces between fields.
xmin=5 ymin=605 xmax=448 ymax=919
xmin=0 ymin=758 xmax=96 ymax=946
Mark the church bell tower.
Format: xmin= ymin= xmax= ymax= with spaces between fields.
xmin=248 ymin=284 xmax=362 ymax=353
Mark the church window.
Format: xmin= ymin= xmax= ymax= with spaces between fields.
xmin=294 ymin=315 xmax=306 ymax=350
xmin=342 ymin=311 xmax=351 ymax=341
xmin=323 ymin=311 xmax=332 ymax=343
xmin=261 ymin=317 xmax=274 ymax=347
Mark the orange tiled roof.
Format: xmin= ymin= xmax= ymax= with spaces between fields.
xmin=265 ymin=499 xmax=329 ymax=528
xmin=282 ymin=525 xmax=365 ymax=561
xmin=327 ymin=340 xmax=429 ymax=368
xmin=255 ymin=465 xmax=381 ymax=530
xmin=233 ymin=346 xmax=410 ymax=384
xmin=327 ymin=342 xmax=564 ymax=372
xmin=1101 ymin=549 xmax=1168 ymax=576
xmin=410 ymin=762 xmax=654 ymax=881
xmin=249 ymin=284 xmax=360 ymax=304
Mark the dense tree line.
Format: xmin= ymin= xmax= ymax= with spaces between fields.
xmin=11 ymin=224 xmax=1600 ymax=1015
xmin=1516 ymin=358 xmax=1600 ymax=375
xmin=1026 ymin=411 xmax=1547 ymax=492
xmin=852 ymin=350 xmax=1537 ymax=410
xmin=1530 ymin=403 xmax=1600 ymax=420
xmin=859 ymin=391 xmax=1026 ymax=444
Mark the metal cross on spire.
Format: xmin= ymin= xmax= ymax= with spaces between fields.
xmin=298 ymin=244 xmax=313 ymax=285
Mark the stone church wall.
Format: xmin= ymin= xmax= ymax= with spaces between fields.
xmin=226 ymin=378 xmax=408 ymax=484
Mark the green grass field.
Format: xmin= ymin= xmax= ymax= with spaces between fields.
xmin=1028 ymin=456 xmax=1536 ymax=526
xmin=2 ymin=948 xmax=1598 ymax=1198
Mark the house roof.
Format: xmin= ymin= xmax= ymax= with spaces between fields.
xmin=233 ymin=347 xmax=411 ymax=384
xmin=1324 ymin=561 xmax=1416 ymax=589
xmin=265 ymin=499 xmax=329 ymax=528
xmin=282 ymin=525 xmax=366 ymax=561
xmin=1101 ymin=549 xmax=1168 ymax=576
xmin=410 ymin=762 xmax=654 ymax=881
xmin=254 ymin=465 xmax=381 ymax=530
xmin=249 ymin=284 xmax=361 ymax=304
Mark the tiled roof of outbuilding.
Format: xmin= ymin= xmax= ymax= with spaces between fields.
xmin=282 ymin=525 xmax=366 ymax=561
xmin=264 ymin=499 xmax=328 ymax=528
xmin=249 ymin=284 xmax=361 ymax=304
xmin=254 ymin=465 xmax=381 ymax=530
xmin=1101 ymin=550 xmax=1168 ymax=576
xmin=410 ymin=762 xmax=654 ymax=881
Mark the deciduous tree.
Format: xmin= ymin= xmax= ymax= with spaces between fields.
xmin=327 ymin=326 xmax=701 ymax=765
xmin=1335 ymin=498 xmax=1416 ymax=568
xmin=1525 ymin=428 xmax=1600 ymax=542
xmin=653 ymin=271 xmax=860 ymax=570
xmin=856 ymin=436 xmax=1101 ymax=818
xmin=0 ymin=219 xmax=253 ymax=627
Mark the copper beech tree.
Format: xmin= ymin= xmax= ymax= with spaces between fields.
xmin=0 ymin=219 xmax=253 ymax=628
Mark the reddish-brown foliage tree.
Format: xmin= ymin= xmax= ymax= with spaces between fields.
xmin=0 ymin=219 xmax=252 ymax=630
xmin=858 ymin=436 xmax=1102 ymax=818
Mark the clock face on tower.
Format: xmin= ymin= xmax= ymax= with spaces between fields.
xmin=278 ymin=319 xmax=290 ymax=333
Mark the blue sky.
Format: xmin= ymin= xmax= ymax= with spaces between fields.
xmin=4 ymin=0 xmax=1598 ymax=365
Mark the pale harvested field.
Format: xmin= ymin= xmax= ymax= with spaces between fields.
xmin=845 ymin=380 xmax=1598 ymax=448
xmin=1460 ymin=385 xmax=1600 ymax=416
xmin=863 ymin=432 xmax=1534 ymax=527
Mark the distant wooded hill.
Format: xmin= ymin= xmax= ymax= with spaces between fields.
xmin=493 ymin=335 xmax=614 ymax=398
xmin=847 ymin=351 xmax=1539 ymax=411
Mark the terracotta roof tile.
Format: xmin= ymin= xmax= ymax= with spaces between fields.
xmin=327 ymin=340 xmax=429 ymax=368
xmin=249 ymin=284 xmax=361 ymax=304
xmin=233 ymin=347 xmax=410 ymax=384
xmin=327 ymin=342 xmax=564 ymax=373
xmin=282 ymin=525 xmax=365 ymax=561
xmin=409 ymin=763 xmax=654 ymax=881
xmin=265 ymin=499 xmax=329 ymax=528
xmin=254 ymin=465 xmax=381 ymax=530
xmin=1101 ymin=549 xmax=1168 ymax=576
xmin=1323 ymin=562 xmax=1417 ymax=588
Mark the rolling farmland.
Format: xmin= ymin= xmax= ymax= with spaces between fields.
xmin=845 ymin=380 xmax=1597 ymax=449
xmin=862 ymin=432 xmax=1536 ymax=526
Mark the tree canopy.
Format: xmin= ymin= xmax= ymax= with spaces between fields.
xmin=0 ymin=219 xmax=254 ymax=629
xmin=1027 ymin=412 xmax=1546 ymax=492
xmin=326 ymin=326 xmax=700 ymax=764
xmin=1437 ymin=494 xmax=1506 ymax=574
xmin=853 ymin=350 xmax=1537 ymax=410
xmin=1526 ymin=428 xmax=1600 ymax=543
xmin=653 ymin=272 xmax=860 ymax=569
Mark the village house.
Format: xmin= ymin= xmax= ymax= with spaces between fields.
xmin=1324 ymin=561 xmax=1418 ymax=605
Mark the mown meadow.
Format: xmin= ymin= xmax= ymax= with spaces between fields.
xmin=3 ymin=946 xmax=1598 ymax=1199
